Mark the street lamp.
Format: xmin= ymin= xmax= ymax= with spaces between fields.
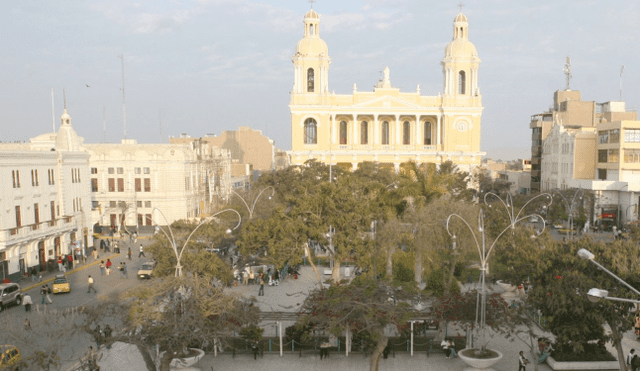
xmin=552 ymin=188 xmax=583 ymax=240
xmin=577 ymin=248 xmax=640 ymax=304
xmin=152 ymin=207 xmax=242 ymax=277
xmin=447 ymin=192 xmax=551 ymax=351
xmin=231 ymin=186 xmax=275 ymax=219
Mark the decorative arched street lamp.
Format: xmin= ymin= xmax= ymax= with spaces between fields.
xmin=152 ymin=207 xmax=242 ymax=277
xmin=552 ymin=187 xmax=584 ymax=240
xmin=231 ymin=186 xmax=275 ymax=219
xmin=446 ymin=192 xmax=551 ymax=352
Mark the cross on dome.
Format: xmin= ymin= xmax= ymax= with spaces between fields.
xmin=309 ymin=0 xmax=316 ymax=9
xmin=458 ymin=2 xmax=464 ymax=12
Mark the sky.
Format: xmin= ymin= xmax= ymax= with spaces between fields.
xmin=1 ymin=0 xmax=639 ymax=161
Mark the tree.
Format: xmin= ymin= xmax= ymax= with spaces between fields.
xmin=297 ymin=277 xmax=418 ymax=371
xmin=81 ymin=276 xmax=260 ymax=371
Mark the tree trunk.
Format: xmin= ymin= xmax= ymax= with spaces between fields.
xmin=386 ymin=245 xmax=394 ymax=278
xmin=332 ymin=259 xmax=341 ymax=284
xmin=443 ymin=254 xmax=458 ymax=296
xmin=160 ymin=351 xmax=172 ymax=371
xmin=369 ymin=334 xmax=388 ymax=371
xmin=414 ymin=248 xmax=422 ymax=284
xmin=609 ymin=319 xmax=629 ymax=371
xmin=305 ymin=245 xmax=324 ymax=289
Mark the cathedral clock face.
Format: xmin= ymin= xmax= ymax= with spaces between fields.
xmin=456 ymin=121 xmax=469 ymax=132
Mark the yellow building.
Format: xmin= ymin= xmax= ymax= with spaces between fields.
xmin=288 ymin=10 xmax=485 ymax=172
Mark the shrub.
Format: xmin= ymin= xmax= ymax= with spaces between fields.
xmin=424 ymin=269 xmax=460 ymax=297
xmin=239 ymin=325 xmax=264 ymax=342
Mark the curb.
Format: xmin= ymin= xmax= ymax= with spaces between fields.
xmin=23 ymin=253 xmax=121 ymax=291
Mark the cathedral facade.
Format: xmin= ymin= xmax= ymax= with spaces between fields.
xmin=289 ymin=10 xmax=485 ymax=172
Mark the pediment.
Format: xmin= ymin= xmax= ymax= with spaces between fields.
xmin=353 ymin=95 xmax=423 ymax=110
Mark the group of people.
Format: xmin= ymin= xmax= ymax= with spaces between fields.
xmin=56 ymin=254 xmax=74 ymax=272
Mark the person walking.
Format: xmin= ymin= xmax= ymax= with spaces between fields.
xmin=24 ymin=318 xmax=31 ymax=330
xmin=118 ymin=262 xmax=125 ymax=278
xmin=57 ymin=256 xmax=63 ymax=272
xmin=242 ymin=270 xmax=249 ymax=285
xmin=45 ymin=284 xmax=53 ymax=305
xmin=87 ymin=275 xmax=97 ymax=293
xmin=105 ymin=259 xmax=112 ymax=275
xmin=632 ymin=354 xmax=640 ymax=371
xmin=99 ymin=260 xmax=105 ymax=276
xmin=30 ymin=267 xmax=38 ymax=282
xmin=67 ymin=254 xmax=73 ymax=270
xmin=127 ymin=247 xmax=132 ymax=260
xmin=628 ymin=349 xmax=636 ymax=368
xmin=138 ymin=244 xmax=145 ymax=258
xmin=518 ymin=350 xmax=530 ymax=371
xmin=92 ymin=248 xmax=98 ymax=261
xmin=23 ymin=294 xmax=33 ymax=312
xmin=122 ymin=262 xmax=128 ymax=278
xmin=40 ymin=285 xmax=47 ymax=305
xmin=258 ymin=274 xmax=265 ymax=296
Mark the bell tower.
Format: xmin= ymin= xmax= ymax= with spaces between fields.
xmin=291 ymin=9 xmax=331 ymax=98
xmin=441 ymin=12 xmax=481 ymax=98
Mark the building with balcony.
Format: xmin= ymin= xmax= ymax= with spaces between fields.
xmin=288 ymin=10 xmax=484 ymax=172
xmin=85 ymin=139 xmax=232 ymax=233
xmin=0 ymin=109 xmax=91 ymax=281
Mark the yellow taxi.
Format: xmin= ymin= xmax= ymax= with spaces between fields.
xmin=52 ymin=274 xmax=71 ymax=294
xmin=0 ymin=345 xmax=21 ymax=370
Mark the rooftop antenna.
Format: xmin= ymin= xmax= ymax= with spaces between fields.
xmin=63 ymin=88 xmax=66 ymax=110
xmin=103 ymin=105 xmax=106 ymax=142
xmin=308 ymin=0 xmax=316 ymax=9
xmin=620 ymin=65 xmax=624 ymax=102
xmin=51 ymin=89 xmax=55 ymax=132
xmin=563 ymin=56 xmax=572 ymax=91
xmin=119 ymin=54 xmax=127 ymax=139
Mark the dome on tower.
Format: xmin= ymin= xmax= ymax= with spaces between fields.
xmin=296 ymin=37 xmax=328 ymax=56
xmin=55 ymin=108 xmax=84 ymax=151
xmin=305 ymin=9 xmax=319 ymax=19
xmin=454 ymin=12 xmax=468 ymax=23
xmin=444 ymin=12 xmax=479 ymax=59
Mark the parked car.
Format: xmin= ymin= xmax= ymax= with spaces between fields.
xmin=138 ymin=261 xmax=157 ymax=279
xmin=52 ymin=274 xmax=71 ymax=294
xmin=0 ymin=283 xmax=22 ymax=313
xmin=0 ymin=345 xmax=21 ymax=370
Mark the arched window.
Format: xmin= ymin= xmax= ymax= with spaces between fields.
xmin=403 ymin=121 xmax=411 ymax=145
xmin=360 ymin=121 xmax=368 ymax=145
xmin=310 ymin=24 xmax=314 ymax=35
xmin=458 ymin=70 xmax=466 ymax=95
xmin=424 ymin=121 xmax=432 ymax=145
xmin=340 ymin=121 xmax=348 ymax=145
xmin=307 ymin=68 xmax=314 ymax=92
xmin=304 ymin=118 xmax=317 ymax=144
xmin=381 ymin=121 xmax=389 ymax=145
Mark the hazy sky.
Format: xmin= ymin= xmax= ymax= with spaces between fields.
xmin=1 ymin=0 xmax=639 ymax=160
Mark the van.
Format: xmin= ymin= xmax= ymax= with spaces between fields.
xmin=0 ymin=345 xmax=21 ymax=370
xmin=0 ymin=284 xmax=22 ymax=312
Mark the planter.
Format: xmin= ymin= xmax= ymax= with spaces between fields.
xmin=169 ymin=348 xmax=205 ymax=370
xmin=546 ymin=356 xmax=619 ymax=370
xmin=496 ymin=280 xmax=518 ymax=299
xmin=458 ymin=348 xmax=503 ymax=370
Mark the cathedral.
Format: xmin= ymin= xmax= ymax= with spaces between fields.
xmin=288 ymin=9 xmax=485 ymax=172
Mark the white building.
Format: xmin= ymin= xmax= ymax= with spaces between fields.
xmin=0 ymin=109 xmax=91 ymax=280
xmin=85 ymin=139 xmax=232 ymax=233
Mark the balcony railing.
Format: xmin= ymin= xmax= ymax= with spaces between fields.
xmin=3 ymin=217 xmax=76 ymax=241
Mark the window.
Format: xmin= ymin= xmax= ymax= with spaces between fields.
xmin=135 ymin=178 xmax=141 ymax=192
xmin=15 ymin=206 xmax=21 ymax=227
xmin=307 ymin=68 xmax=314 ymax=92
xmin=91 ymin=168 xmax=98 ymax=174
xmin=599 ymin=130 xmax=609 ymax=144
xmin=360 ymin=121 xmax=368 ymax=145
xmin=625 ymin=149 xmax=640 ymax=163
xmin=48 ymin=169 xmax=55 ymax=185
xmin=625 ymin=129 xmax=640 ymax=143
xmin=403 ymin=121 xmax=411 ymax=145
xmin=610 ymin=129 xmax=620 ymax=143
xmin=138 ymin=214 xmax=143 ymax=226
xmin=34 ymin=203 xmax=39 ymax=224
xmin=458 ymin=70 xmax=466 ymax=94
xmin=108 ymin=178 xmax=115 ymax=192
xmin=144 ymin=178 xmax=151 ymax=192
xmin=108 ymin=168 xmax=114 ymax=174
xmin=117 ymin=178 xmax=124 ymax=192
xmin=50 ymin=201 xmax=56 ymax=224
xmin=134 ymin=167 xmax=141 ymax=174
xmin=381 ymin=121 xmax=389 ymax=145
xmin=136 ymin=201 xmax=142 ymax=208
xmin=608 ymin=149 xmax=619 ymax=163
xmin=304 ymin=118 xmax=317 ymax=144
xmin=109 ymin=201 xmax=117 ymax=208
xmin=598 ymin=150 xmax=607 ymax=163
xmin=12 ymin=170 xmax=20 ymax=188
xmin=117 ymin=167 xmax=124 ymax=174
xmin=92 ymin=201 xmax=99 ymax=209
xmin=91 ymin=178 xmax=98 ymax=192
xmin=424 ymin=122 xmax=432 ymax=145
xmin=145 ymin=201 xmax=151 ymax=208
xmin=145 ymin=214 xmax=152 ymax=226
xmin=598 ymin=169 xmax=607 ymax=180
xmin=339 ymin=121 xmax=348 ymax=145
xmin=31 ymin=169 xmax=39 ymax=186
xmin=143 ymin=167 xmax=150 ymax=174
